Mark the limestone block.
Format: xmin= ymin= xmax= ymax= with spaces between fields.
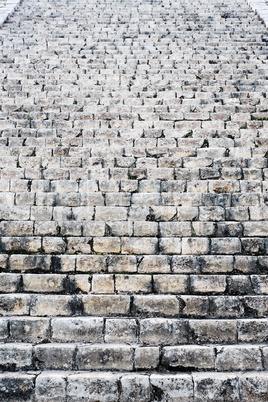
xmin=35 ymin=373 xmax=66 ymax=402
xmin=0 ymin=343 xmax=32 ymax=370
xmin=95 ymin=206 xmax=127 ymax=221
xmin=115 ymin=274 xmax=152 ymax=293
xmin=216 ymin=346 xmax=263 ymax=371
xmin=30 ymin=295 xmax=80 ymax=316
xmin=140 ymin=318 xmax=188 ymax=346
xmin=108 ymin=255 xmax=137 ymax=273
xmin=0 ymin=373 xmax=35 ymax=402
xmin=91 ymin=274 xmax=114 ymax=294
xmin=181 ymin=296 xmax=209 ymax=318
xmin=0 ymin=319 xmax=8 ymax=340
xmin=0 ymin=294 xmax=30 ymax=316
xmin=172 ymin=256 xmax=200 ymax=273
xmin=159 ymin=238 xmax=182 ymax=254
xmin=190 ymin=275 xmax=226 ymax=294
xmin=134 ymin=221 xmax=158 ymax=236
xmin=22 ymin=274 xmax=66 ymax=293
xmin=93 ymin=237 xmax=120 ymax=254
xmin=10 ymin=317 xmax=49 ymax=343
xmin=76 ymin=255 xmax=106 ymax=273
xmin=189 ymin=319 xmax=236 ymax=344
xmin=211 ymin=238 xmax=241 ymax=254
xmin=0 ymin=273 xmax=20 ymax=293
xmin=238 ymin=319 xmax=268 ymax=343
xmin=43 ymin=237 xmax=66 ymax=254
xmin=133 ymin=295 xmax=180 ymax=317
xmin=135 ymin=347 xmax=159 ymax=370
xmin=193 ymin=373 xmax=239 ymax=401
xmin=76 ymin=344 xmax=133 ymax=370
xmin=34 ymin=344 xmax=75 ymax=370
xmin=67 ymin=373 xmax=119 ymax=401
xmin=200 ymin=255 xmax=234 ymax=273
xmin=150 ymin=374 xmax=194 ymax=402
xmin=182 ymin=238 xmax=209 ymax=255
xmin=122 ymin=237 xmax=157 ymax=254
xmin=52 ymin=317 xmax=103 ymax=342
xmin=83 ymin=295 xmax=130 ymax=316
xmin=239 ymin=372 xmax=268 ymax=402
xmin=69 ymin=274 xmax=91 ymax=293
xmin=154 ymin=275 xmax=188 ymax=294
xmin=105 ymin=319 xmax=137 ymax=343
xmin=162 ymin=345 xmax=215 ymax=370
xmin=120 ymin=375 xmax=150 ymax=402
xmin=160 ymin=222 xmax=191 ymax=237
xmin=67 ymin=237 xmax=92 ymax=254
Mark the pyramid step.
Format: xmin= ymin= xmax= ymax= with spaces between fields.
xmin=1 ymin=316 xmax=267 ymax=345
xmin=0 ymin=294 xmax=267 ymax=318
xmin=0 ymin=371 xmax=267 ymax=402
xmin=0 ymin=342 xmax=267 ymax=372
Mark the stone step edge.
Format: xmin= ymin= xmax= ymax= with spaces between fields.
xmin=0 ymin=371 xmax=267 ymax=401
xmin=0 ymin=0 xmax=22 ymax=27
xmin=248 ymin=0 xmax=268 ymax=27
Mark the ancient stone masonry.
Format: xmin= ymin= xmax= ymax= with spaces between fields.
xmin=0 ymin=0 xmax=268 ymax=400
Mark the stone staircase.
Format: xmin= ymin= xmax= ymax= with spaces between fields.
xmin=0 ymin=0 xmax=268 ymax=400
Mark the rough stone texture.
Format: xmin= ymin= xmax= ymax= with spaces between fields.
xmin=0 ymin=0 xmax=268 ymax=398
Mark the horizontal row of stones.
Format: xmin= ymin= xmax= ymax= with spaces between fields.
xmin=1 ymin=294 xmax=267 ymax=318
xmin=0 ymin=167 xmax=267 ymax=183
xmin=0 ymin=342 xmax=268 ymax=372
xmin=1 ymin=204 xmax=267 ymax=220
xmin=1 ymin=272 xmax=267 ymax=295
xmin=1 ymin=186 xmax=268 ymax=204
xmin=0 ymin=371 xmax=267 ymax=402
xmin=2 ymin=114 xmax=268 ymax=130
xmin=0 ymin=136 xmax=267 ymax=151
xmin=0 ymin=317 xmax=267 ymax=345
xmin=1 ymin=254 xmax=267 ymax=274
xmin=0 ymin=170 xmax=267 ymax=185
xmin=2 ymin=114 xmax=268 ymax=134
xmin=1 ymin=155 xmax=268 ymax=169
xmin=0 ymin=235 xmax=268 ymax=255
xmin=1 ymin=219 xmax=268 ymax=237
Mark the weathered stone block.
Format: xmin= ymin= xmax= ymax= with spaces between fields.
xmin=150 ymin=374 xmax=194 ymax=402
xmin=133 ymin=295 xmax=180 ymax=317
xmin=216 ymin=346 xmax=263 ymax=371
xmin=76 ymin=344 xmax=133 ymax=370
xmin=135 ymin=347 xmax=159 ymax=370
xmin=105 ymin=319 xmax=137 ymax=343
xmin=67 ymin=373 xmax=119 ymax=401
xmin=10 ymin=317 xmax=49 ymax=343
xmin=0 ymin=344 xmax=32 ymax=371
xmin=162 ymin=345 xmax=215 ymax=370
xmin=52 ymin=317 xmax=103 ymax=342
xmin=35 ymin=373 xmax=67 ymax=402
xmin=83 ymin=295 xmax=130 ymax=316
xmin=120 ymin=375 xmax=150 ymax=402
xmin=34 ymin=344 xmax=75 ymax=370
xmin=189 ymin=319 xmax=236 ymax=344
xmin=193 ymin=373 xmax=240 ymax=401
xmin=140 ymin=318 xmax=188 ymax=345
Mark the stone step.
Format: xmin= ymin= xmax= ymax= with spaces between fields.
xmin=0 ymin=272 xmax=268 ymax=295
xmin=0 ymin=342 xmax=267 ymax=372
xmin=0 ymin=371 xmax=267 ymax=401
xmin=1 ymin=317 xmax=267 ymax=344
xmin=2 ymin=253 xmax=267 ymax=274
xmin=0 ymin=235 xmax=267 ymax=254
xmin=0 ymin=294 xmax=267 ymax=318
